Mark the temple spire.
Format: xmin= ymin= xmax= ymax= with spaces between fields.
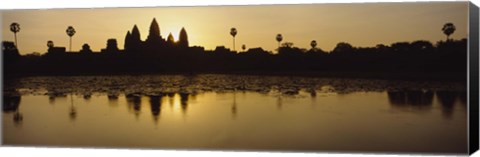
xmin=148 ymin=18 xmax=161 ymax=38
xmin=178 ymin=27 xmax=189 ymax=48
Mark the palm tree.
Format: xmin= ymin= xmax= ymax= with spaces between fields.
xmin=276 ymin=34 xmax=283 ymax=48
xmin=69 ymin=94 xmax=77 ymax=120
xmin=442 ymin=23 xmax=456 ymax=41
xmin=66 ymin=26 xmax=76 ymax=52
xmin=47 ymin=40 xmax=54 ymax=49
xmin=10 ymin=22 xmax=20 ymax=48
xmin=310 ymin=40 xmax=317 ymax=49
xmin=230 ymin=27 xmax=237 ymax=51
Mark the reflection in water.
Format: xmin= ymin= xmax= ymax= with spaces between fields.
xmin=3 ymin=94 xmax=23 ymax=124
xmin=108 ymin=94 xmax=119 ymax=101
xmin=231 ymin=92 xmax=237 ymax=118
xmin=2 ymin=75 xmax=468 ymax=153
xmin=387 ymin=90 xmax=466 ymax=118
xmin=277 ymin=96 xmax=283 ymax=110
xmin=387 ymin=90 xmax=434 ymax=106
xmin=126 ymin=94 xmax=142 ymax=117
xmin=3 ymin=94 xmax=21 ymax=113
xmin=13 ymin=112 xmax=24 ymax=124
xmin=308 ymin=88 xmax=317 ymax=98
xmin=179 ymin=92 xmax=189 ymax=113
xmin=108 ymin=93 xmax=119 ymax=106
xmin=149 ymin=95 xmax=162 ymax=122
xmin=48 ymin=94 xmax=67 ymax=105
xmin=69 ymin=95 xmax=77 ymax=121
xmin=436 ymin=91 xmax=460 ymax=118
xmin=83 ymin=94 xmax=92 ymax=101
xmin=167 ymin=92 xmax=175 ymax=108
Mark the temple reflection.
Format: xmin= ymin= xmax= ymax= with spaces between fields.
xmin=4 ymin=89 xmax=468 ymax=126
xmin=149 ymin=95 xmax=162 ymax=122
xmin=167 ymin=92 xmax=175 ymax=108
xmin=179 ymin=92 xmax=189 ymax=113
xmin=126 ymin=94 xmax=142 ymax=117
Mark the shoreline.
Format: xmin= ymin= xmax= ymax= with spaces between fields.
xmin=4 ymin=71 xmax=467 ymax=82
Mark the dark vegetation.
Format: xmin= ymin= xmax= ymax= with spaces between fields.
xmin=3 ymin=19 xmax=467 ymax=80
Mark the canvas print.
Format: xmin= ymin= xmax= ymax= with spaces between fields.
xmin=1 ymin=2 xmax=473 ymax=154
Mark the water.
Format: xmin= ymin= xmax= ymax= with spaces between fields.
xmin=2 ymin=74 xmax=467 ymax=154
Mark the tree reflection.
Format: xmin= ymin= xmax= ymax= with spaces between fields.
xmin=69 ymin=94 xmax=77 ymax=121
xmin=307 ymin=88 xmax=317 ymax=98
xmin=3 ymin=93 xmax=23 ymax=124
xmin=108 ymin=93 xmax=119 ymax=106
xmin=3 ymin=94 xmax=21 ymax=113
xmin=277 ymin=96 xmax=283 ymax=110
xmin=387 ymin=90 xmax=434 ymax=111
xmin=48 ymin=93 xmax=67 ymax=105
xmin=436 ymin=91 xmax=458 ymax=118
xmin=231 ymin=92 xmax=237 ymax=118
xmin=388 ymin=90 xmax=466 ymax=118
xmin=83 ymin=93 xmax=92 ymax=101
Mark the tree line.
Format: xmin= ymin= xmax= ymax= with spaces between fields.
xmin=3 ymin=20 xmax=466 ymax=80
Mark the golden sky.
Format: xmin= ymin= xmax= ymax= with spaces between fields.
xmin=1 ymin=2 xmax=469 ymax=55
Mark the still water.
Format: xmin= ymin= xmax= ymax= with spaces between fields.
xmin=2 ymin=75 xmax=467 ymax=154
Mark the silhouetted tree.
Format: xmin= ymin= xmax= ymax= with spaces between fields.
xmin=411 ymin=40 xmax=434 ymax=53
xmin=2 ymin=41 xmax=20 ymax=62
xmin=276 ymin=34 xmax=283 ymax=48
xmin=80 ymin=43 xmax=92 ymax=53
xmin=178 ymin=27 xmax=189 ymax=48
xmin=47 ymin=40 xmax=54 ymax=48
xmin=3 ymin=18 xmax=468 ymax=79
xmin=332 ymin=42 xmax=354 ymax=54
xmin=391 ymin=42 xmax=410 ymax=53
xmin=282 ymin=42 xmax=294 ymax=48
xmin=442 ymin=23 xmax=456 ymax=41
xmin=278 ymin=42 xmax=304 ymax=56
xmin=66 ymin=26 xmax=76 ymax=52
xmin=310 ymin=40 xmax=317 ymax=50
xmin=10 ymin=22 xmax=20 ymax=48
xmin=230 ymin=27 xmax=237 ymax=50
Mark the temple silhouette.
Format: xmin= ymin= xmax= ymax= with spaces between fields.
xmin=45 ymin=18 xmax=191 ymax=55
xmin=2 ymin=18 xmax=468 ymax=80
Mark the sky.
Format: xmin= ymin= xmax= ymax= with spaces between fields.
xmin=1 ymin=2 xmax=469 ymax=55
